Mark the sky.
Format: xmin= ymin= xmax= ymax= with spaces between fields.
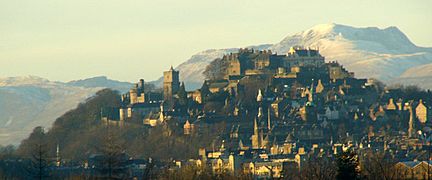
xmin=1 ymin=0 xmax=431 ymax=82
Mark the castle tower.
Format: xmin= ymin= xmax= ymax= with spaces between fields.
xmin=138 ymin=79 xmax=145 ymax=94
xmin=129 ymin=88 xmax=138 ymax=104
xmin=163 ymin=66 xmax=180 ymax=101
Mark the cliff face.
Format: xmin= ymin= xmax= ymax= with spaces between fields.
xmin=164 ymin=23 xmax=432 ymax=90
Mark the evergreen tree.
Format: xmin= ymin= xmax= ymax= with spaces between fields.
xmin=177 ymin=82 xmax=188 ymax=107
xmin=26 ymin=127 xmax=51 ymax=179
xmin=96 ymin=129 xmax=128 ymax=179
xmin=200 ymin=81 xmax=211 ymax=103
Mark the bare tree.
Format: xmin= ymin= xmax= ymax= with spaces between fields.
xmin=299 ymin=156 xmax=337 ymax=180
xmin=31 ymin=144 xmax=50 ymax=179
xmin=361 ymin=151 xmax=399 ymax=180
xmin=95 ymin=129 xmax=128 ymax=179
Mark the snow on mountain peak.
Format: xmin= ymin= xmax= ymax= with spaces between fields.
xmin=164 ymin=23 xmax=432 ymax=89
xmin=0 ymin=76 xmax=53 ymax=87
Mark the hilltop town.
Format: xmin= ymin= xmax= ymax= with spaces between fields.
xmin=94 ymin=46 xmax=431 ymax=178
xmin=3 ymin=46 xmax=432 ymax=179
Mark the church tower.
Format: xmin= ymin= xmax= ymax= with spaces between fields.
xmin=251 ymin=117 xmax=261 ymax=149
xmin=163 ymin=66 xmax=180 ymax=101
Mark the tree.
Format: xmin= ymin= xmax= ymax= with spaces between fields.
xmin=26 ymin=127 xmax=51 ymax=179
xmin=30 ymin=144 xmax=50 ymax=179
xmin=299 ymin=156 xmax=337 ymax=180
xmin=336 ymin=149 xmax=360 ymax=180
xmin=369 ymin=78 xmax=385 ymax=94
xmin=0 ymin=145 xmax=16 ymax=159
xmin=201 ymin=81 xmax=211 ymax=103
xmin=95 ymin=129 xmax=128 ymax=179
xmin=177 ymin=82 xmax=188 ymax=107
xmin=361 ymin=151 xmax=399 ymax=180
xmin=203 ymin=58 xmax=229 ymax=80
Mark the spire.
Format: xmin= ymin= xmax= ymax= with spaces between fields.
xmin=170 ymin=65 xmax=174 ymax=71
xmin=285 ymin=133 xmax=294 ymax=143
xmin=309 ymin=81 xmax=314 ymax=102
xmin=316 ymin=79 xmax=324 ymax=93
xmin=239 ymin=139 xmax=244 ymax=150
xmin=272 ymin=137 xmax=277 ymax=146
xmin=159 ymin=102 xmax=165 ymax=122
xmin=260 ymin=130 xmax=264 ymax=148
xmin=267 ymin=107 xmax=271 ymax=131
xmin=258 ymin=106 xmax=263 ymax=118
xmin=254 ymin=117 xmax=259 ymax=136
xmin=354 ymin=112 xmax=359 ymax=121
xmin=257 ymin=89 xmax=263 ymax=102
xmin=220 ymin=140 xmax=225 ymax=152
xmin=56 ymin=143 xmax=61 ymax=167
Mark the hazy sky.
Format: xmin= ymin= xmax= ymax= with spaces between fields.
xmin=1 ymin=0 xmax=431 ymax=82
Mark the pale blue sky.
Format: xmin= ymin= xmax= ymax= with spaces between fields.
xmin=1 ymin=0 xmax=431 ymax=82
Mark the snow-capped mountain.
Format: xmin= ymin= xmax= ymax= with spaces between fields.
xmin=0 ymin=76 xmax=132 ymax=145
xmin=170 ymin=23 xmax=432 ymax=90
xmin=270 ymin=23 xmax=432 ymax=82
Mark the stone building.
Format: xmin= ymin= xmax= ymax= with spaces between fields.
xmin=224 ymin=47 xmax=325 ymax=79
xmin=163 ymin=66 xmax=180 ymax=101
xmin=327 ymin=61 xmax=354 ymax=81
xmin=283 ymin=47 xmax=325 ymax=68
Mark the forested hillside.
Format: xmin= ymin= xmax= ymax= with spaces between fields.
xmin=16 ymin=89 xmax=224 ymax=163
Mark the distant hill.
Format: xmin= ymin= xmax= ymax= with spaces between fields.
xmin=0 ymin=76 xmax=132 ymax=145
xmin=67 ymin=76 xmax=133 ymax=93
xmin=162 ymin=23 xmax=432 ymax=90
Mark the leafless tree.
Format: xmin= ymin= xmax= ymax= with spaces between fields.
xmin=299 ymin=156 xmax=337 ymax=180
xmin=361 ymin=151 xmax=399 ymax=180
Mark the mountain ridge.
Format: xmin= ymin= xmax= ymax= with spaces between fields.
xmin=166 ymin=23 xmax=432 ymax=89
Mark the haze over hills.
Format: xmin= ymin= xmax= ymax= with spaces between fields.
xmin=0 ymin=76 xmax=132 ymax=145
xmin=2 ymin=23 xmax=431 ymax=145
xmin=67 ymin=76 xmax=133 ymax=93
xmin=169 ymin=23 xmax=432 ymax=90
xmin=390 ymin=63 xmax=432 ymax=90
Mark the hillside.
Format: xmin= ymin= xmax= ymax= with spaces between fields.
xmin=0 ymin=76 xmax=132 ymax=145
xmin=16 ymin=89 xmax=221 ymax=162
xmin=164 ymin=23 xmax=432 ymax=90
